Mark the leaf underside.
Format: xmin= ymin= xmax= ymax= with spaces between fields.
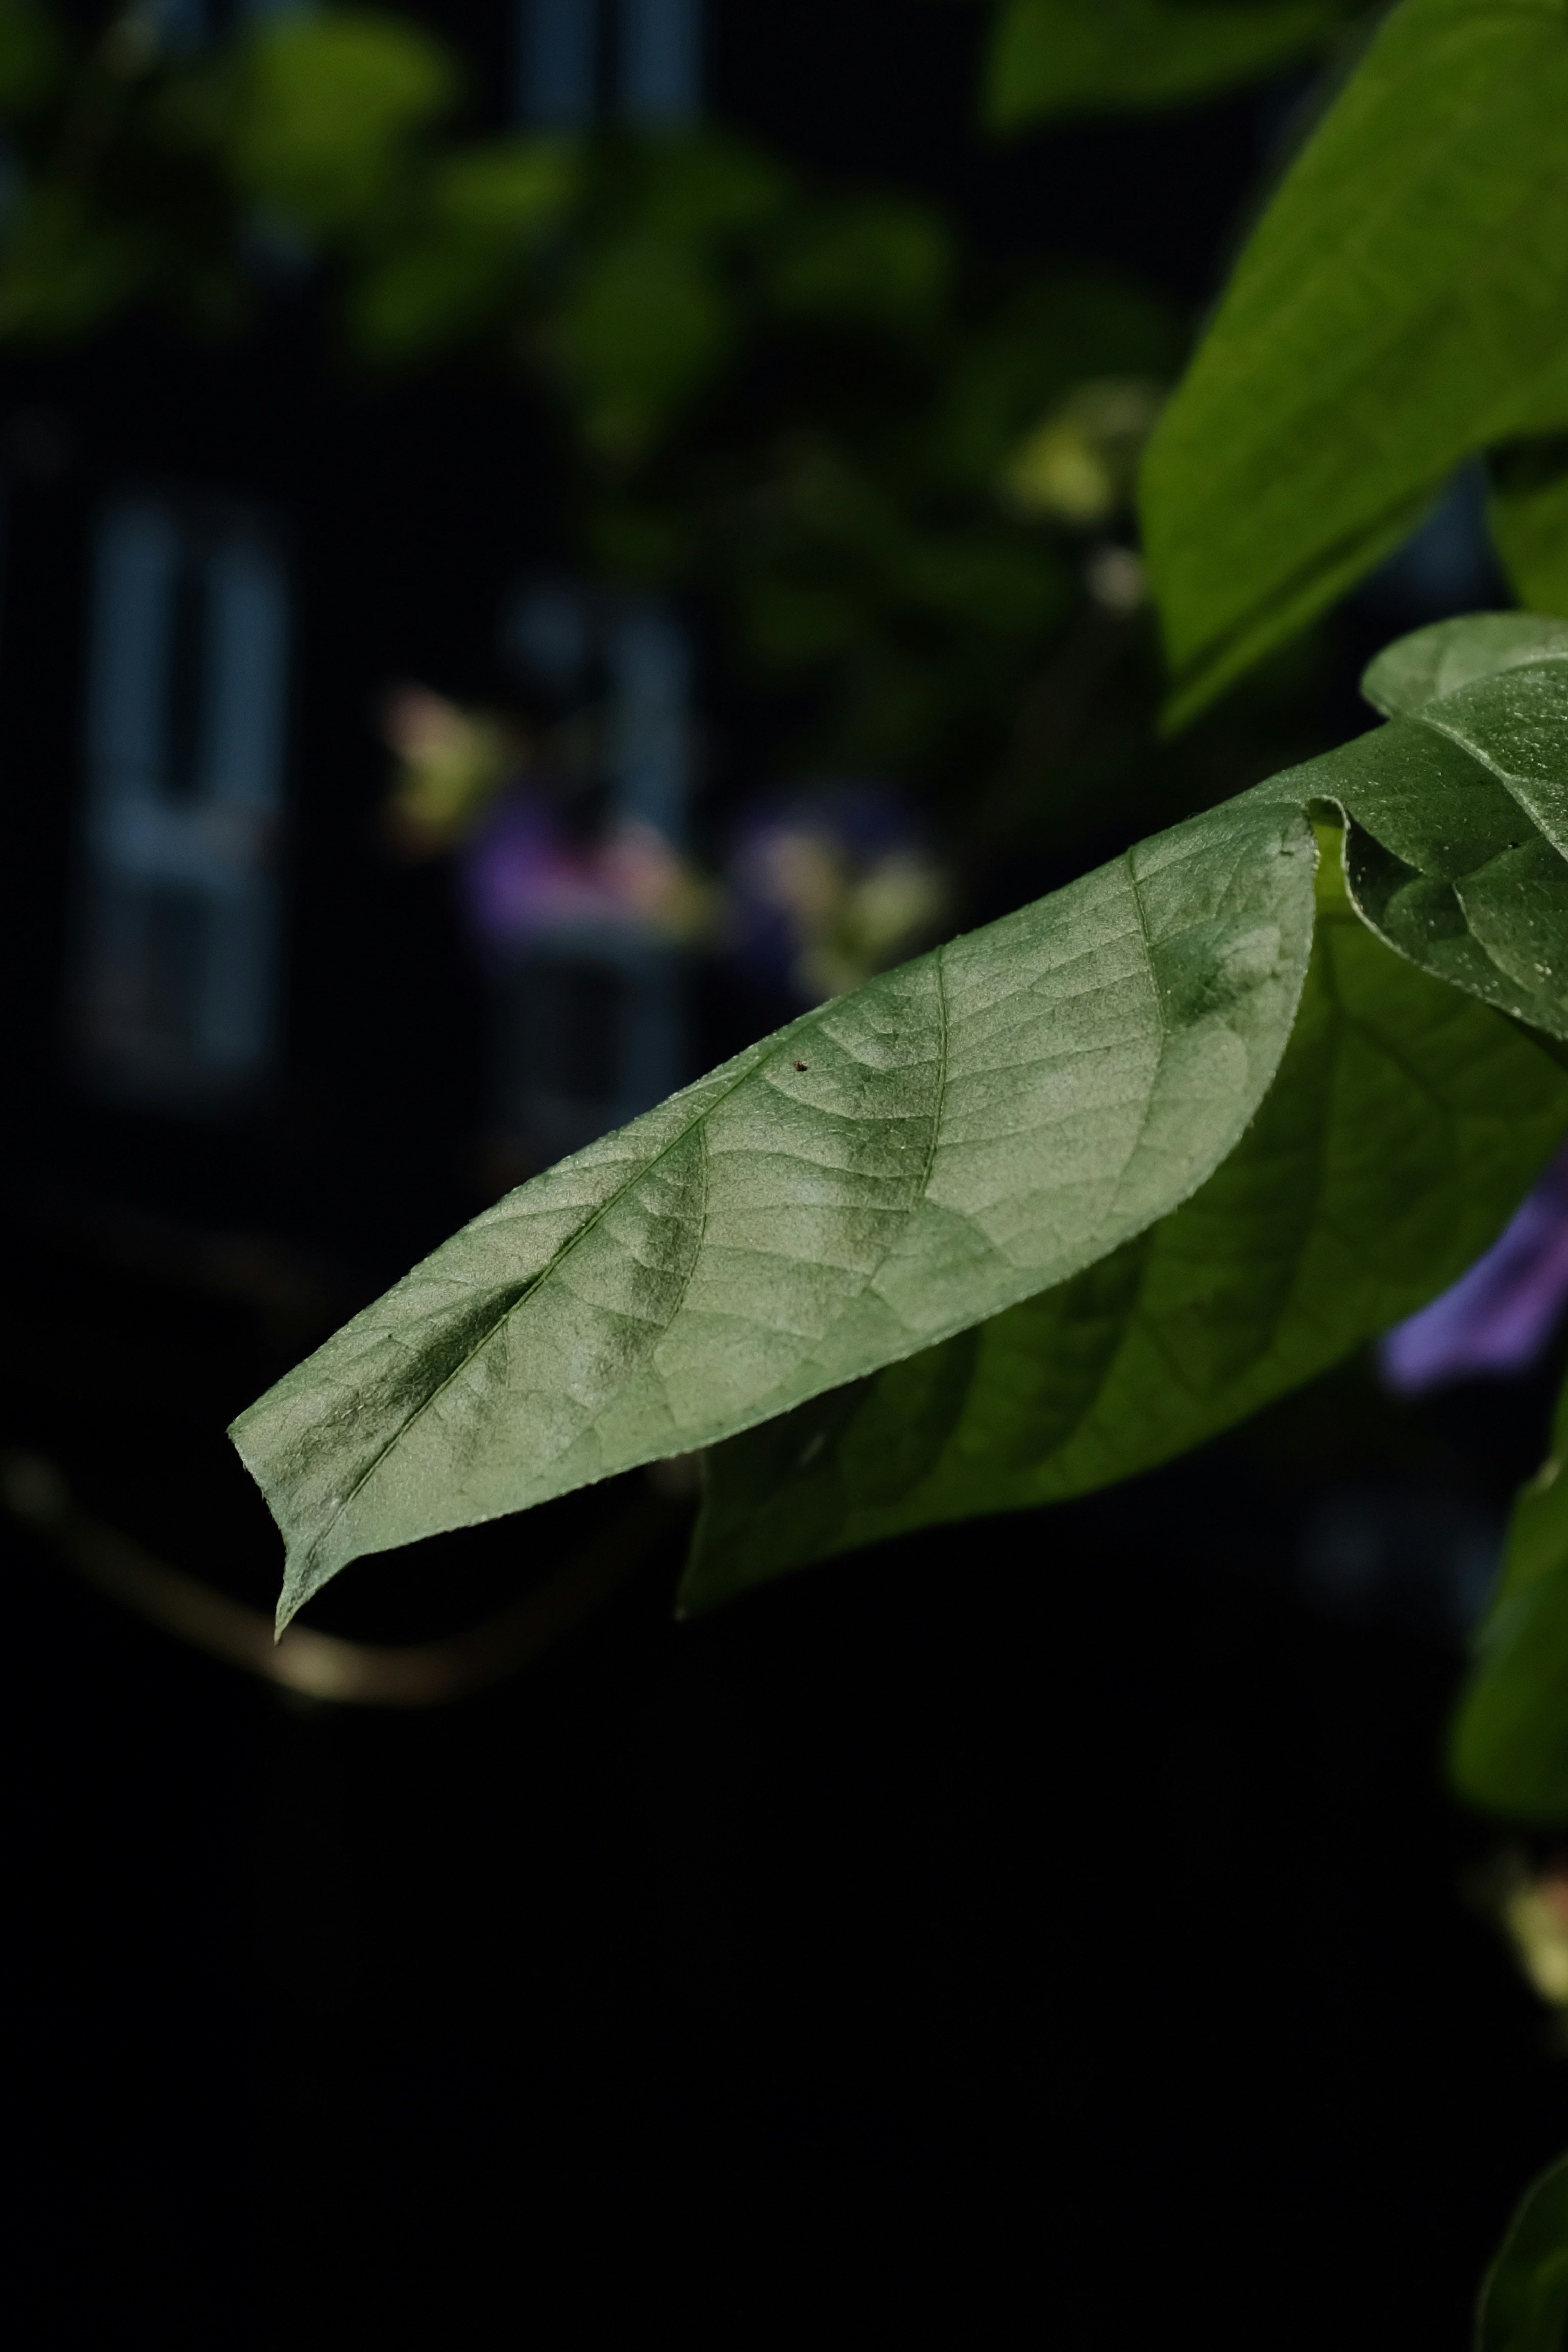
xmin=687 ymin=853 xmax=1568 ymax=1608
xmin=231 ymin=619 xmax=1568 ymax=1627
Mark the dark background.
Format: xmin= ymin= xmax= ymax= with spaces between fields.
xmin=10 ymin=6 xmax=1564 ymax=2343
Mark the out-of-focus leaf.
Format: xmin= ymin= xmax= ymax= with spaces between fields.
xmin=226 ymin=11 xmax=458 ymax=235
xmin=1140 ymin=0 xmax=1568 ymax=724
xmin=348 ymin=138 xmax=580 ymax=357
xmin=0 ymin=186 xmax=144 ymax=337
xmin=897 ymin=530 xmax=1069 ymax=632
xmin=1473 ymin=2153 xmax=1568 ymax=2351
xmin=1490 ymin=439 xmax=1568 ymax=623
xmin=542 ymin=230 xmax=732 ymax=458
xmin=986 ymin=0 xmax=1345 ymax=127
xmin=635 ymin=132 xmax=792 ymax=239
xmin=234 ymin=787 xmax=1319 ymax=1628
xmin=1452 ymin=1369 xmax=1568 ymax=1818
xmin=938 ymin=276 xmax=1177 ymax=486
xmin=0 ymin=0 xmax=65 ymax=117
xmin=685 ymin=834 xmax=1568 ymax=1607
xmin=765 ymin=198 xmax=953 ymax=334
xmin=1001 ymin=377 xmax=1164 ymax=526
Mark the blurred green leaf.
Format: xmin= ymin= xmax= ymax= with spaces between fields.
xmin=765 ymin=197 xmax=954 ymax=334
xmin=0 ymin=183 xmax=144 ymax=336
xmin=1474 ymin=2154 xmax=1568 ymax=2350
xmin=937 ymin=277 xmax=1177 ymax=485
xmin=986 ymin=0 xmax=1345 ymax=126
xmin=1452 ymin=1356 xmax=1568 ymax=1819
xmin=348 ymin=137 xmax=580 ymax=357
xmin=0 ymin=0 xmax=65 ymax=117
xmin=634 ymin=131 xmax=793 ymax=239
xmin=1140 ymin=0 xmax=1568 ymax=724
xmin=542 ymin=228 xmax=732 ymax=459
xmin=685 ymin=831 xmax=1568 ymax=1607
xmin=897 ymin=528 xmax=1068 ymax=631
xmin=226 ymin=9 xmax=458 ymax=235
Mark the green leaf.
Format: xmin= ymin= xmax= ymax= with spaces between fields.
xmin=1474 ymin=2154 xmax=1568 ymax=2352
xmin=235 ymin=790 xmax=1319 ymax=1628
xmin=764 ymin=198 xmax=954 ymax=335
xmin=226 ymin=12 xmax=458 ymax=236
xmin=542 ymin=230 xmax=733 ymax=459
xmin=935 ymin=276 xmax=1178 ymax=488
xmin=684 ymin=837 xmax=1568 ymax=1608
xmin=348 ymin=138 xmax=581 ymax=359
xmin=1140 ymin=0 xmax=1568 ymax=724
xmin=1451 ymin=1370 xmax=1568 ymax=1820
xmin=985 ymin=0 xmax=1344 ymax=127
xmin=0 ymin=0 xmax=66 ymax=119
xmin=1262 ymin=623 xmax=1568 ymax=1040
xmin=232 ymin=615 xmax=1568 ymax=1626
xmin=1360 ymin=613 xmax=1568 ymax=720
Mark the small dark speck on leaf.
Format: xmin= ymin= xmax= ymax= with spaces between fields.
xmin=793 ymin=1060 xmax=808 ymax=1072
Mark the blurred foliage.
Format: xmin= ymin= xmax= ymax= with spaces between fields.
xmin=1474 ymin=2151 xmax=1568 ymax=2352
xmin=983 ymin=0 xmax=1358 ymax=126
xmin=0 ymin=0 xmax=1341 ymax=873
xmin=1452 ymin=1370 xmax=1568 ymax=1821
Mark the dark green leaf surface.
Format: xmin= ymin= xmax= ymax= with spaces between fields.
xmin=1474 ymin=2153 xmax=1568 ymax=2352
xmin=684 ymin=843 xmax=1568 ymax=1608
xmin=1139 ymin=0 xmax=1568 ymax=723
xmin=1261 ymin=632 xmax=1568 ymax=1037
xmin=1451 ymin=1370 xmax=1568 ymax=1820
xmin=233 ymin=617 xmax=1568 ymax=1623
xmin=235 ymin=794 xmax=1316 ymax=1628
xmin=985 ymin=0 xmax=1343 ymax=127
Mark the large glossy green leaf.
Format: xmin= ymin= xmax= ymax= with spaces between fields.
xmin=236 ymin=793 xmax=1317 ymax=1628
xmin=1474 ymin=2154 xmax=1568 ymax=2352
xmin=1265 ymin=625 xmax=1568 ymax=1037
xmin=984 ymin=0 xmax=1344 ymax=127
xmin=233 ymin=616 xmax=1568 ymax=1626
xmin=1139 ymin=0 xmax=1568 ymax=724
xmin=684 ymin=840 xmax=1568 ymax=1608
xmin=1451 ymin=1369 xmax=1568 ymax=1820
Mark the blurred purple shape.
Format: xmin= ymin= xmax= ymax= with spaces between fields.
xmin=458 ymin=791 xmax=684 ymax=956
xmin=1379 ymin=1144 xmax=1568 ymax=1394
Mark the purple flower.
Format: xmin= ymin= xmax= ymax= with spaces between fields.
xmin=457 ymin=792 xmax=706 ymax=958
xmin=1378 ymin=1144 xmax=1568 ymax=1393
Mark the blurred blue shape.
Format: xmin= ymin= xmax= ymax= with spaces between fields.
xmin=77 ymin=497 xmax=289 ymax=1102
xmin=1355 ymin=460 xmax=1509 ymax=623
xmin=1296 ymin=1485 xmax=1504 ymax=1634
xmin=518 ymin=0 xmax=599 ymax=128
xmin=618 ymin=0 xmax=702 ymax=126
xmin=1379 ymin=1145 xmax=1568 ymax=1394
